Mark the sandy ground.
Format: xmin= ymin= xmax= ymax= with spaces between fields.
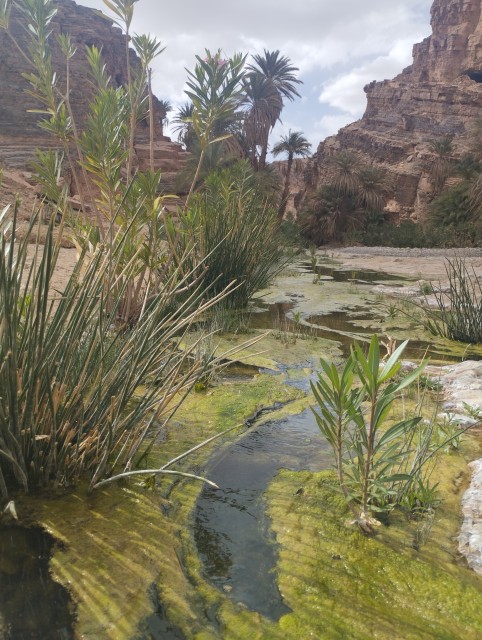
xmin=22 ymin=246 xmax=79 ymax=294
xmin=44 ymin=245 xmax=482 ymax=293
xmin=25 ymin=244 xmax=482 ymax=294
xmin=326 ymin=247 xmax=482 ymax=279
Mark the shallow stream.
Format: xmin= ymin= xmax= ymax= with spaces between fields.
xmin=2 ymin=257 xmax=482 ymax=638
xmin=194 ymin=408 xmax=331 ymax=619
xmin=0 ymin=525 xmax=74 ymax=639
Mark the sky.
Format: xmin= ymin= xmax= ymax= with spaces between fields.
xmin=79 ymin=0 xmax=433 ymax=154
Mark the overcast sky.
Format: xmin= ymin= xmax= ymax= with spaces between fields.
xmin=79 ymin=0 xmax=433 ymax=152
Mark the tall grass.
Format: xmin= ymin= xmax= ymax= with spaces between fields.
xmin=424 ymin=258 xmax=482 ymax=343
xmin=0 ymin=203 xmax=232 ymax=497
xmin=170 ymin=161 xmax=289 ymax=308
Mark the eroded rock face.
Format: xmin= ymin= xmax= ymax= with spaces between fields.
xmin=0 ymin=0 xmax=190 ymax=195
xmin=301 ymin=0 xmax=482 ymax=222
xmin=0 ymin=0 xmax=157 ymax=141
xmin=418 ymin=0 xmax=482 ymax=83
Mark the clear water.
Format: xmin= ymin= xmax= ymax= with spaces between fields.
xmin=0 ymin=525 xmax=74 ymax=639
xmin=194 ymin=408 xmax=332 ymax=619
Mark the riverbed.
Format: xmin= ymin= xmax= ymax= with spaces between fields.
xmin=2 ymin=248 xmax=482 ymax=639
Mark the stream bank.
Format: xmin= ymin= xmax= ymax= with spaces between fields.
xmin=3 ymin=251 xmax=482 ymax=638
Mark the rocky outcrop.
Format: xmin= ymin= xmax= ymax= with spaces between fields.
xmin=136 ymin=141 xmax=191 ymax=196
xmin=0 ymin=0 xmax=151 ymax=141
xmin=301 ymin=0 xmax=482 ymax=222
xmin=459 ymin=458 xmax=482 ymax=576
xmin=0 ymin=0 xmax=190 ymax=195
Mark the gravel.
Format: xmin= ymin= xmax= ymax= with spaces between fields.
xmin=331 ymin=246 xmax=482 ymax=258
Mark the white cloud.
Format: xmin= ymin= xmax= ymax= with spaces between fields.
xmin=72 ymin=0 xmax=433 ymax=145
xmin=319 ymin=38 xmax=418 ymax=117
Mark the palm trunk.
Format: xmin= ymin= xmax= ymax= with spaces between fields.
xmin=277 ymin=155 xmax=293 ymax=220
xmin=259 ymin=134 xmax=269 ymax=172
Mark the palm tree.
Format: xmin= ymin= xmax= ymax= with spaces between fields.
xmin=329 ymin=150 xmax=362 ymax=195
xmin=302 ymin=151 xmax=391 ymax=242
xmin=429 ymin=135 xmax=454 ymax=193
xmin=247 ymin=50 xmax=302 ymax=170
xmin=272 ymin=130 xmax=311 ymax=219
xmin=157 ymin=99 xmax=172 ymax=137
xmin=464 ymin=119 xmax=482 ymax=212
xmin=355 ymin=165 xmax=392 ymax=212
xmin=173 ymin=102 xmax=195 ymax=150
xmin=323 ymin=151 xmax=363 ymax=236
xmin=242 ymin=72 xmax=282 ymax=170
xmin=248 ymin=50 xmax=302 ymax=102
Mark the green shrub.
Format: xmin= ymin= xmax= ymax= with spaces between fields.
xmin=371 ymin=220 xmax=426 ymax=248
xmin=428 ymin=182 xmax=472 ymax=228
xmin=311 ymin=335 xmax=428 ymax=533
xmin=299 ymin=185 xmax=359 ymax=245
xmin=342 ymin=215 xmax=479 ymax=249
xmin=0 ymin=205 xmax=228 ymax=497
xmin=425 ymin=180 xmax=482 ymax=247
xmin=169 ymin=161 xmax=288 ymax=308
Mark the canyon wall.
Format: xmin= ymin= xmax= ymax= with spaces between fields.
xmin=300 ymin=0 xmax=482 ymax=222
xmin=0 ymin=0 xmax=161 ymax=142
xmin=0 ymin=0 xmax=188 ymax=195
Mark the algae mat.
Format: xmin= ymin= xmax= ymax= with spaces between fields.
xmin=7 ymin=254 xmax=482 ymax=639
xmin=13 ymin=373 xmax=305 ymax=639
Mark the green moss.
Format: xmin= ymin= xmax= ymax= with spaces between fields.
xmin=18 ymin=372 xmax=306 ymax=639
xmin=265 ymin=452 xmax=482 ymax=640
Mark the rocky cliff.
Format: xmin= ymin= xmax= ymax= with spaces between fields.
xmin=0 ymin=0 xmax=152 ymax=142
xmin=301 ymin=0 xmax=482 ymax=222
xmin=0 ymin=0 xmax=189 ymax=196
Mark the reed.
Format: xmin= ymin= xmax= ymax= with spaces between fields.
xmin=0 ymin=203 xmax=232 ymax=497
xmin=169 ymin=161 xmax=288 ymax=309
xmin=424 ymin=257 xmax=482 ymax=343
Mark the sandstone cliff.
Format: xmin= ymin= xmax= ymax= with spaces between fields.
xmin=0 ymin=0 xmax=189 ymax=196
xmin=301 ymin=0 xmax=482 ymax=222
xmin=0 ymin=0 xmax=153 ymax=142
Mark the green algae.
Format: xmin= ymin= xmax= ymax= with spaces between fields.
xmin=20 ymin=483 xmax=184 ymax=639
xmin=265 ymin=439 xmax=482 ymax=640
xmin=255 ymin=263 xmax=482 ymax=362
xmin=11 ymin=256 xmax=482 ymax=639
xmin=164 ymin=365 xmax=482 ymax=639
xmin=254 ymin=275 xmax=374 ymax=318
xmin=163 ymin=433 xmax=482 ymax=640
xmin=16 ymin=372 xmax=306 ymax=639
xmin=18 ymin=351 xmax=482 ymax=639
xmin=180 ymin=328 xmax=342 ymax=371
xmin=167 ymin=373 xmax=304 ymax=437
